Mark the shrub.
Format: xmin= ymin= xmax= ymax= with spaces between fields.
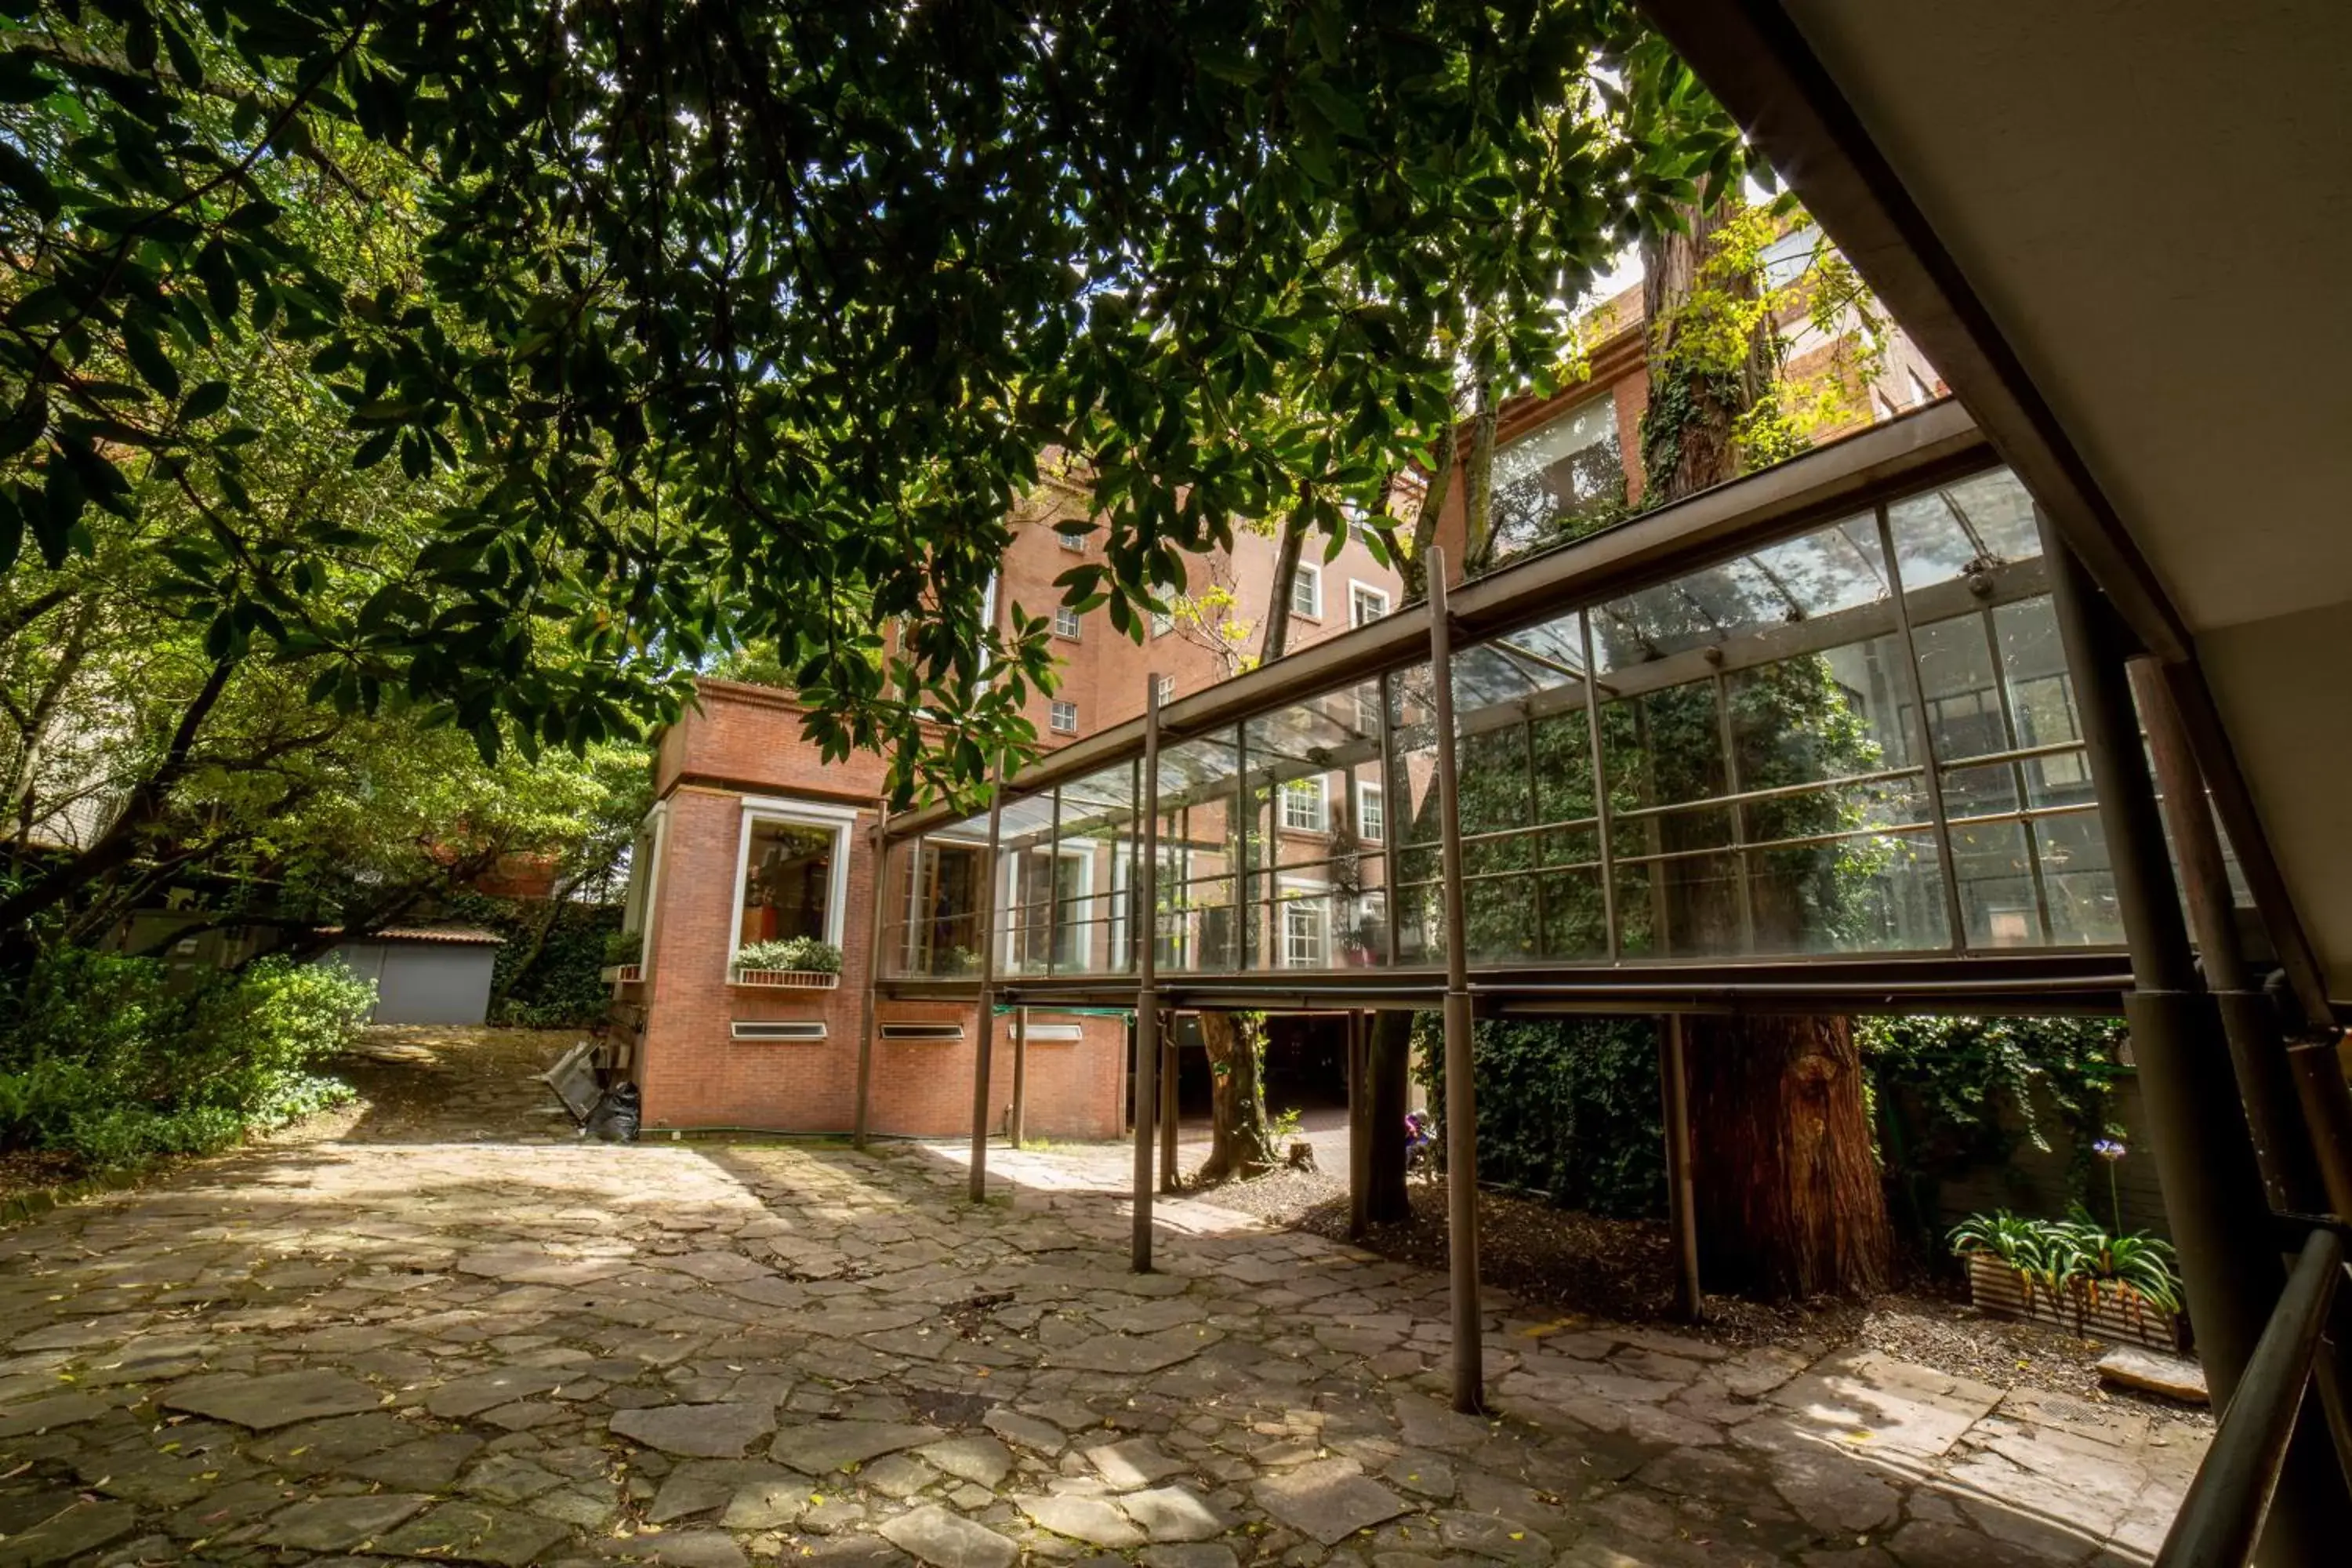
xmin=1415 ymin=1015 xmax=1666 ymax=1219
xmin=1949 ymin=1207 xmax=2183 ymax=1314
xmin=0 ymin=949 xmax=371 ymax=1174
xmin=735 ymin=936 xmax=843 ymax=974
xmin=604 ymin=928 xmax=644 ymax=966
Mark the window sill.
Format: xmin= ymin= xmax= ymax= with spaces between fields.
xmin=728 ymin=969 xmax=841 ymax=991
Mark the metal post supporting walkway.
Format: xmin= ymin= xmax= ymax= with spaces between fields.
xmin=1426 ymin=550 xmax=1483 ymax=1415
xmin=2045 ymin=516 xmax=2352 ymax=1563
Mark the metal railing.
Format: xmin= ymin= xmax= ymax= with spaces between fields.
xmin=2154 ymin=1229 xmax=2348 ymax=1567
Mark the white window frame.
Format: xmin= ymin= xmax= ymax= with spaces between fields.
xmin=1356 ymin=779 xmax=1385 ymax=842
xmin=621 ymin=800 xmax=670 ymax=974
xmin=728 ymin=797 xmax=859 ymax=968
xmin=1152 ymin=673 xmax=1175 ymax=709
xmin=1279 ymin=880 xmax=1330 ymax=968
xmin=1290 ymin=561 xmax=1323 ymax=619
xmin=1002 ymin=845 xmax=1094 ymax=971
xmin=1280 ymin=775 xmax=1328 ymax=833
xmin=1348 ymin=581 xmax=1390 ymax=627
xmin=1053 ymin=604 xmax=1082 ymax=640
xmin=1057 ymin=526 xmax=1087 ymax=551
xmin=1049 ymin=699 xmax=1080 ymax=734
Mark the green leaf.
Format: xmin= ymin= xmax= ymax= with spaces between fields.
xmin=122 ymin=321 xmax=181 ymax=402
xmin=0 ymin=139 xmax=57 ymax=220
xmin=180 ymin=380 xmax=230 ymax=420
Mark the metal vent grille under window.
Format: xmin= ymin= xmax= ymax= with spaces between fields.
xmin=731 ymin=1020 xmax=827 ymax=1042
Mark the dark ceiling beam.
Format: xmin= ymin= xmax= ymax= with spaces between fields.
xmin=1636 ymin=0 xmax=2193 ymax=664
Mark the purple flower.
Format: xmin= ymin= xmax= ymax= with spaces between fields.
xmin=2093 ymin=1138 xmax=2128 ymax=1161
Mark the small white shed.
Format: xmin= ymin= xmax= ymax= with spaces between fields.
xmin=322 ymin=927 xmax=503 ymax=1026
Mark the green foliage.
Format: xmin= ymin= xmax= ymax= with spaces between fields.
xmin=604 ymin=929 xmax=644 ymax=967
xmin=1862 ymin=1014 xmax=2127 ymax=1237
xmin=0 ymin=949 xmax=367 ymax=1171
xmin=434 ymin=889 xmax=623 ymax=1030
xmin=1949 ymin=1207 xmax=2182 ymax=1316
xmin=0 ymin=0 xmax=1748 ymax=809
xmin=1415 ymin=1014 xmax=1666 ymax=1219
xmin=735 ymin=937 xmax=843 ymax=975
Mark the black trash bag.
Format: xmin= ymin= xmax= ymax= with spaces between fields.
xmin=586 ymin=1083 xmax=641 ymax=1143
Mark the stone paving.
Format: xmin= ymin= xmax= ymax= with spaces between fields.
xmin=0 ymin=1098 xmax=2201 ymax=1568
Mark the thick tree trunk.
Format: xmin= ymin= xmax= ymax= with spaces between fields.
xmin=1642 ymin=196 xmax=1892 ymax=1300
xmin=1196 ymin=1011 xmax=1279 ymax=1182
xmin=1683 ymin=1014 xmax=1889 ymax=1296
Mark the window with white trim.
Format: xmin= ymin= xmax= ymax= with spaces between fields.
xmin=1283 ymin=895 xmax=1329 ymax=967
xmin=1053 ymin=605 xmax=1082 ymax=639
xmin=1049 ymin=700 xmax=1079 ymax=734
xmin=1349 ymin=582 xmax=1390 ymax=626
xmin=1057 ymin=526 xmax=1087 ymax=551
xmin=1280 ymin=775 xmax=1327 ymax=832
xmin=1356 ymin=780 xmax=1385 ymax=841
xmin=1151 ymin=673 xmax=1175 ymax=709
xmin=1290 ymin=561 xmax=1323 ymax=619
xmin=735 ymin=808 xmax=853 ymax=951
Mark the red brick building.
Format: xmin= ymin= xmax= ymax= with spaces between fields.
xmin=608 ymin=256 xmax=1933 ymax=1140
xmin=608 ymin=486 xmax=1404 ymax=1138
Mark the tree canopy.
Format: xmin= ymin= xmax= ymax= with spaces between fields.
xmin=0 ymin=0 xmax=1748 ymax=810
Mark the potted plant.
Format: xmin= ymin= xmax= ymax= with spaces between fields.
xmin=1949 ymin=1207 xmax=2187 ymax=1352
xmin=731 ymin=936 xmax=845 ymax=989
xmin=601 ymin=929 xmax=645 ymax=985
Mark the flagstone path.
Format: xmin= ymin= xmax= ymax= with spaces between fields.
xmin=0 ymin=1094 xmax=2200 ymax=1567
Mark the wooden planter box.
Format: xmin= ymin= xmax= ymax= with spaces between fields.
xmin=601 ymin=963 xmax=644 ymax=985
xmin=729 ymin=967 xmax=840 ymax=991
xmin=1966 ymin=1252 xmax=2188 ymax=1353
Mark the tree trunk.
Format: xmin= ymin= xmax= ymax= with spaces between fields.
xmin=1365 ymin=1009 xmax=1413 ymax=1221
xmin=1461 ymin=376 xmax=1498 ymax=572
xmin=1640 ymin=196 xmax=1893 ymax=1300
xmin=1396 ymin=419 xmax=1457 ymax=603
xmin=1196 ymin=1010 xmax=1279 ymax=1182
xmin=1261 ymin=513 xmax=1308 ymax=664
xmin=1683 ymin=1014 xmax=1889 ymax=1296
xmin=1638 ymin=198 xmax=1774 ymax=503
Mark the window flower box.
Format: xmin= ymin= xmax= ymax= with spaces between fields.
xmin=601 ymin=963 xmax=644 ymax=985
xmin=728 ymin=967 xmax=840 ymax=991
xmin=1965 ymin=1252 xmax=2187 ymax=1354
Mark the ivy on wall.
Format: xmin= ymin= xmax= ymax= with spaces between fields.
xmin=1414 ymin=1011 xmax=2129 ymax=1242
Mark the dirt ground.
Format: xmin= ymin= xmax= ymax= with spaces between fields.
xmin=1191 ymin=1151 xmax=2211 ymax=1428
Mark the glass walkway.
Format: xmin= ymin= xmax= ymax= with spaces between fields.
xmin=877 ymin=400 xmax=2132 ymax=1018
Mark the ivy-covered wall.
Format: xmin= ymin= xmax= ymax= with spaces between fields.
xmin=1414 ymin=1011 xmax=2149 ymax=1247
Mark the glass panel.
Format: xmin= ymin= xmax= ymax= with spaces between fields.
xmin=1054 ymin=764 xmax=1136 ymax=976
xmin=2035 ymin=811 xmax=2122 ymax=946
xmin=1490 ymin=394 xmax=1626 ymax=561
xmin=902 ymin=821 xmax=989 ymax=976
xmin=1949 ymin=819 xmax=2041 ymax=948
xmin=1886 ymin=467 xmax=2042 ymax=591
xmin=1993 ymin=596 xmax=2094 ymax=808
xmin=739 ymin=818 xmax=837 ymax=947
xmin=1387 ymin=664 xmax=1442 ymax=964
xmin=1153 ymin=731 xmax=1241 ymax=972
xmin=1911 ymin=613 xmax=2009 ymax=762
xmin=1587 ymin=509 xmax=1951 ymax=958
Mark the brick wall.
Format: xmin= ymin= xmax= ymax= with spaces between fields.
xmin=632 ymin=744 xmax=1125 ymax=1142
